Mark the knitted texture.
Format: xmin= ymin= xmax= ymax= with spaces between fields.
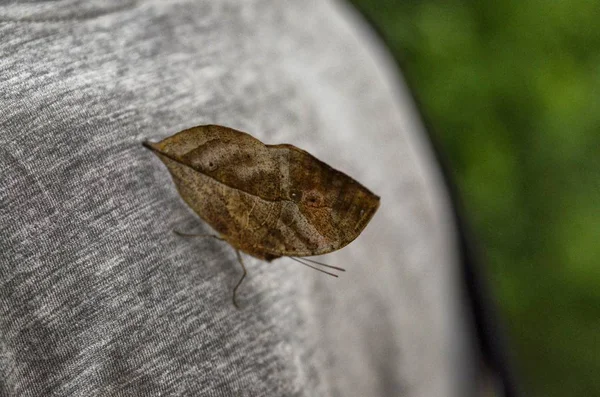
xmin=0 ymin=1 xmax=476 ymax=395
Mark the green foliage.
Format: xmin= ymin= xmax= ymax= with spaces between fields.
xmin=349 ymin=1 xmax=600 ymax=396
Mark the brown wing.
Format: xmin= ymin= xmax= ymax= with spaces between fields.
xmin=263 ymin=143 xmax=380 ymax=256
xmin=145 ymin=125 xmax=380 ymax=260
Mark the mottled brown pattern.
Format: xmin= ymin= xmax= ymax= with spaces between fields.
xmin=144 ymin=125 xmax=380 ymax=261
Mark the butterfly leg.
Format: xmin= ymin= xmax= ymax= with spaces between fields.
xmin=173 ymin=230 xmax=224 ymax=240
xmin=232 ymin=249 xmax=247 ymax=309
xmin=174 ymin=230 xmax=244 ymax=309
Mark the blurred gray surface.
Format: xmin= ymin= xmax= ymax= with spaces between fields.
xmin=0 ymin=0 xmax=477 ymax=395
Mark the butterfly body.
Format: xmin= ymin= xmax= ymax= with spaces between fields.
xmin=144 ymin=125 xmax=380 ymax=261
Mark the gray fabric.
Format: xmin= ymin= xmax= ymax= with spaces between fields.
xmin=0 ymin=1 xmax=478 ymax=396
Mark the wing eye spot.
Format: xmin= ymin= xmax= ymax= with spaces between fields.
xmin=290 ymin=190 xmax=303 ymax=202
xmin=305 ymin=191 xmax=324 ymax=207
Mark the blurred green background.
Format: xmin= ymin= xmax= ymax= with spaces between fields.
xmin=348 ymin=1 xmax=600 ymax=396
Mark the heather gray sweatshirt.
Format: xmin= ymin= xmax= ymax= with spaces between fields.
xmin=0 ymin=1 xmax=477 ymax=395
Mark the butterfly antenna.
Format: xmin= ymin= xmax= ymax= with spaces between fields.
xmin=289 ymin=257 xmax=339 ymax=277
xmin=296 ymin=257 xmax=345 ymax=272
